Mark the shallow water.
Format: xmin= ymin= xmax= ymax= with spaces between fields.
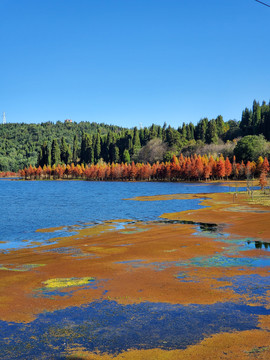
xmin=0 ymin=180 xmax=247 ymax=250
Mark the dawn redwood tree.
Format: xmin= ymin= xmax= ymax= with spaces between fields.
xmin=238 ymin=161 xmax=246 ymax=179
xmin=203 ymin=164 xmax=211 ymax=181
xmin=195 ymin=156 xmax=204 ymax=180
xmin=216 ymin=158 xmax=226 ymax=179
xmin=259 ymin=171 xmax=268 ymax=192
xmin=262 ymin=157 xmax=270 ymax=174
xmin=225 ymin=157 xmax=232 ymax=179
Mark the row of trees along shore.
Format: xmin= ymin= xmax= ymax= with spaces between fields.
xmin=1 ymin=99 xmax=270 ymax=172
xmin=11 ymin=154 xmax=269 ymax=182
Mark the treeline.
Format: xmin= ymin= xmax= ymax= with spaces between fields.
xmin=16 ymin=154 xmax=270 ymax=182
xmin=1 ymin=99 xmax=270 ymax=172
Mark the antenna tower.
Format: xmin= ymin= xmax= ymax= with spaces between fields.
xmin=2 ymin=112 xmax=6 ymax=124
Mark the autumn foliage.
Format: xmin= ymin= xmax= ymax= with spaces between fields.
xmin=0 ymin=171 xmax=18 ymax=178
xmin=10 ymin=154 xmax=269 ymax=182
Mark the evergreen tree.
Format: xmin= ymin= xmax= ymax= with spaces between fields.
xmin=143 ymin=128 xmax=150 ymax=144
xmin=51 ymin=139 xmax=61 ymax=165
xmin=80 ymin=133 xmax=87 ymax=163
xmin=132 ymin=127 xmax=141 ymax=159
xmin=133 ymin=127 xmax=141 ymax=148
xmin=60 ymin=137 xmax=71 ymax=164
xmin=240 ymin=108 xmax=253 ymax=135
xmin=252 ymin=100 xmax=261 ymax=134
xmin=85 ymin=134 xmax=94 ymax=164
xmin=123 ymin=149 xmax=131 ymax=163
xmin=94 ymin=132 xmax=101 ymax=163
xmin=182 ymin=123 xmax=187 ymax=139
xmin=216 ymin=115 xmax=225 ymax=137
xmin=186 ymin=123 xmax=195 ymax=141
xmin=72 ymin=134 xmax=79 ymax=163
xmin=139 ymin=128 xmax=145 ymax=146
xmin=157 ymin=125 xmax=162 ymax=138
xmin=37 ymin=141 xmax=51 ymax=167
xmin=206 ymin=119 xmax=218 ymax=144
xmin=195 ymin=118 xmax=208 ymax=142
xmin=149 ymin=124 xmax=157 ymax=139
xmin=162 ymin=122 xmax=167 ymax=141
xmin=111 ymin=144 xmax=120 ymax=163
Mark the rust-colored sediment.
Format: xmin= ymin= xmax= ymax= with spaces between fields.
xmin=1 ymin=189 xmax=270 ymax=358
xmin=144 ymin=191 xmax=269 ymax=240
xmin=0 ymin=221 xmax=242 ymax=322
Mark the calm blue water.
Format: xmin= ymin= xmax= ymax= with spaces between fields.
xmin=0 ymin=180 xmax=245 ymax=250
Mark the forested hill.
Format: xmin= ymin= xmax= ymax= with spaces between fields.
xmin=0 ymin=121 xmax=125 ymax=171
xmin=1 ymin=99 xmax=270 ymax=172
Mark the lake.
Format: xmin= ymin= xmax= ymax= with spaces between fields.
xmin=0 ymin=180 xmax=243 ymax=251
xmin=2 ymin=180 xmax=270 ymax=360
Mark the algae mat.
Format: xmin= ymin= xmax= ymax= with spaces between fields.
xmin=1 ymin=191 xmax=270 ymax=359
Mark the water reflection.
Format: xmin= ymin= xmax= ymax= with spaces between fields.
xmin=246 ymin=240 xmax=270 ymax=250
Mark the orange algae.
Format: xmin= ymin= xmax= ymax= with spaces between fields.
xmin=66 ymin=330 xmax=270 ymax=360
xmin=160 ymin=191 xmax=270 ymax=240
xmin=0 ymin=221 xmax=241 ymax=323
xmin=0 ymin=190 xmax=269 ymax=328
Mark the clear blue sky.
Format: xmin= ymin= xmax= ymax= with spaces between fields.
xmin=1 ymin=0 xmax=270 ymax=128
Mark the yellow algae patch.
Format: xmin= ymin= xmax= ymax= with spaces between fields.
xmin=43 ymin=277 xmax=95 ymax=289
xmin=246 ymin=190 xmax=270 ymax=207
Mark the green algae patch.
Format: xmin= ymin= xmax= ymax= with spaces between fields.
xmin=120 ymin=228 xmax=148 ymax=235
xmin=0 ymin=264 xmax=45 ymax=272
xmin=43 ymin=277 xmax=95 ymax=289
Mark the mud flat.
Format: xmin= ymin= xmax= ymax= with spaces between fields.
xmin=1 ymin=190 xmax=270 ymax=359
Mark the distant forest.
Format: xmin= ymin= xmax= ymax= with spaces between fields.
xmin=1 ymin=99 xmax=270 ymax=172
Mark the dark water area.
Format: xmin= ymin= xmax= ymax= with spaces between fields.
xmin=1 ymin=300 xmax=269 ymax=360
xmin=218 ymin=274 xmax=270 ymax=303
xmin=0 ymin=180 xmax=246 ymax=250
